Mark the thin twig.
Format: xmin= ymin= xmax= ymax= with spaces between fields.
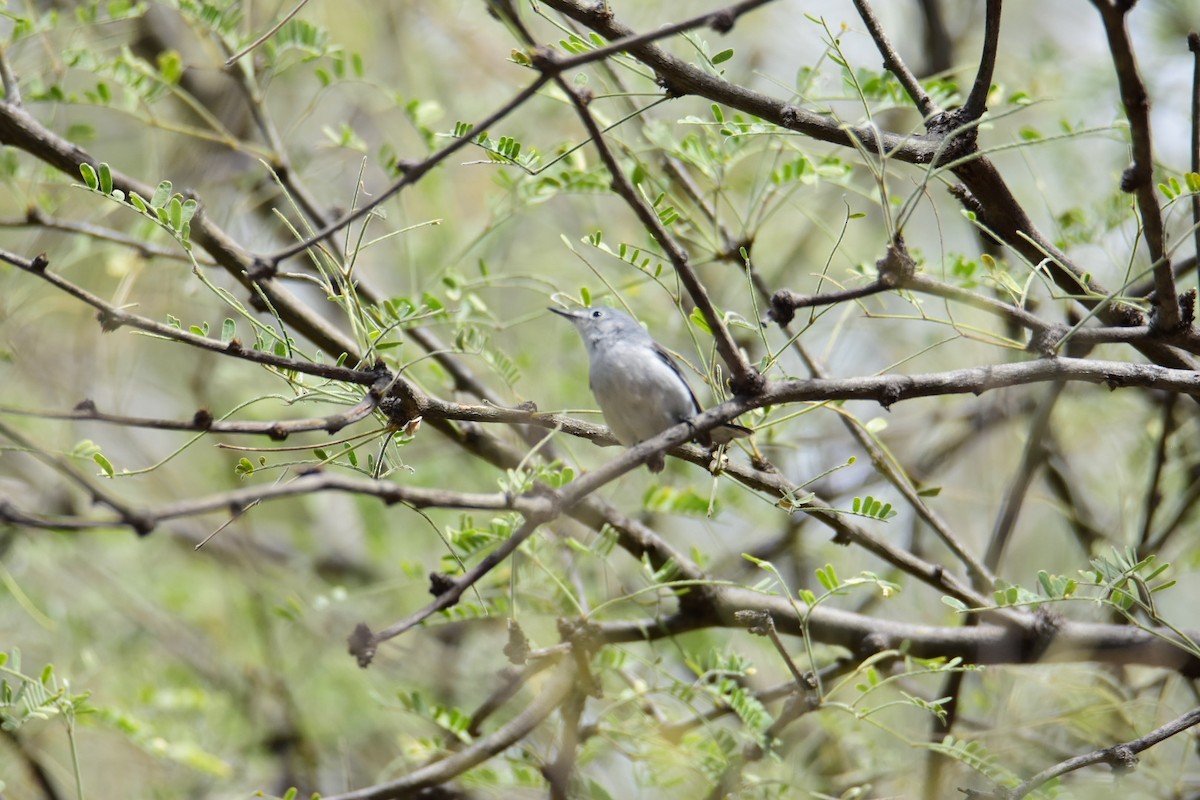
xmin=983 ymin=380 xmax=1066 ymax=571
xmin=961 ymin=0 xmax=1002 ymax=121
xmin=224 ymin=0 xmax=313 ymax=66
xmin=0 ymin=40 xmax=22 ymax=105
xmin=851 ymin=0 xmax=938 ymax=118
xmin=0 ymin=419 xmax=150 ymax=534
xmin=1137 ymin=393 xmax=1178 ymax=552
xmin=1091 ymin=0 xmax=1182 ymax=332
xmin=1004 ymin=706 xmax=1200 ymax=799
xmin=1190 ymin=32 xmax=1200 ymax=296
xmin=319 ymin=662 xmax=579 ymax=800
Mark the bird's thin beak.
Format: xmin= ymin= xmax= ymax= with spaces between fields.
xmin=548 ymin=306 xmax=586 ymax=321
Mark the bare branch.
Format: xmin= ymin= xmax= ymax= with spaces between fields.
xmin=1190 ymin=32 xmax=1200 ymax=293
xmin=984 ymin=381 xmax=1065 ymax=571
xmin=960 ymin=0 xmax=1002 ymax=121
xmin=851 ymin=0 xmax=938 ymax=118
xmin=1004 ymin=706 xmax=1200 ymax=799
xmin=0 ymin=40 xmax=21 ymax=105
xmin=1092 ymin=0 xmax=1182 ymax=332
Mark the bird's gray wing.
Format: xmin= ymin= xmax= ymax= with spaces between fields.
xmin=652 ymin=342 xmax=702 ymax=415
xmin=653 ymin=343 xmax=754 ymax=444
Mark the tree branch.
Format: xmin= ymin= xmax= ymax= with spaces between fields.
xmin=1003 ymin=705 xmax=1200 ymax=799
xmin=1092 ymin=0 xmax=1182 ymax=332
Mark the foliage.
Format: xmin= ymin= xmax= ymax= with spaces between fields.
xmin=2 ymin=2 xmax=1200 ymax=799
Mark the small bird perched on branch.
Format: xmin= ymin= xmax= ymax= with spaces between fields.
xmin=550 ymin=306 xmax=752 ymax=472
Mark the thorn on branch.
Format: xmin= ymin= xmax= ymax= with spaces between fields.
xmin=73 ymin=398 xmax=97 ymax=414
xmin=30 ymin=252 xmax=49 ymax=273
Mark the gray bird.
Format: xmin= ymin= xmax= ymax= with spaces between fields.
xmin=550 ymin=306 xmax=752 ymax=472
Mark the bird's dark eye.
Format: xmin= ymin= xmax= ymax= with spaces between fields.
xmin=591 ymin=310 xmax=602 ymax=318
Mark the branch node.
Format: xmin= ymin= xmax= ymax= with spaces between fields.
xmin=1180 ymin=288 xmax=1197 ymax=328
xmin=709 ymin=9 xmax=736 ymax=34
xmin=878 ymin=381 xmax=903 ymax=409
xmin=735 ymin=609 xmax=772 ymax=634
xmin=127 ymin=513 xmax=154 ymax=537
xmin=192 ymin=409 xmax=214 ymax=430
xmin=30 ymin=252 xmax=49 ymax=273
xmin=529 ymin=45 xmax=560 ymax=73
xmin=780 ymin=104 xmax=800 ymax=130
xmin=1026 ymin=324 xmax=1069 ymax=358
xmin=655 ymin=73 xmax=687 ymax=98
xmin=877 ymin=237 xmax=916 ymax=286
xmin=96 ymin=309 xmax=124 ymax=333
xmin=504 ymin=618 xmax=531 ymax=665
xmin=247 ymin=257 xmax=277 ymax=282
xmin=429 ymin=570 xmax=457 ymax=598
xmin=856 ymin=632 xmax=891 ymax=660
xmin=347 ymin=622 xmax=376 ymax=668
xmin=768 ymin=290 xmax=798 ymax=326
xmin=1108 ymin=744 xmax=1139 ymax=773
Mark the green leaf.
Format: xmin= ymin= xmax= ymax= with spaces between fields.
xmin=180 ymin=198 xmax=199 ymax=223
xmin=98 ymin=162 xmax=113 ymax=194
xmin=151 ymin=180 xmax=172 ymax=208
xmin=93 ymin=453 xmax=114 ymax=477
xmin=941 ymin=596 xmax=968 ymax=612
xmin=80 ymin=162 xmax=98 ymax=190
xmin=711 ymin=48 xmax=734 ymax=65
xmin=157 ymin=50 xmax=183 ymax=85
xmin=220 ymin=318 xmax=236 ymax=343
xmin=689 ymin=307 xmax=712 ymax=335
